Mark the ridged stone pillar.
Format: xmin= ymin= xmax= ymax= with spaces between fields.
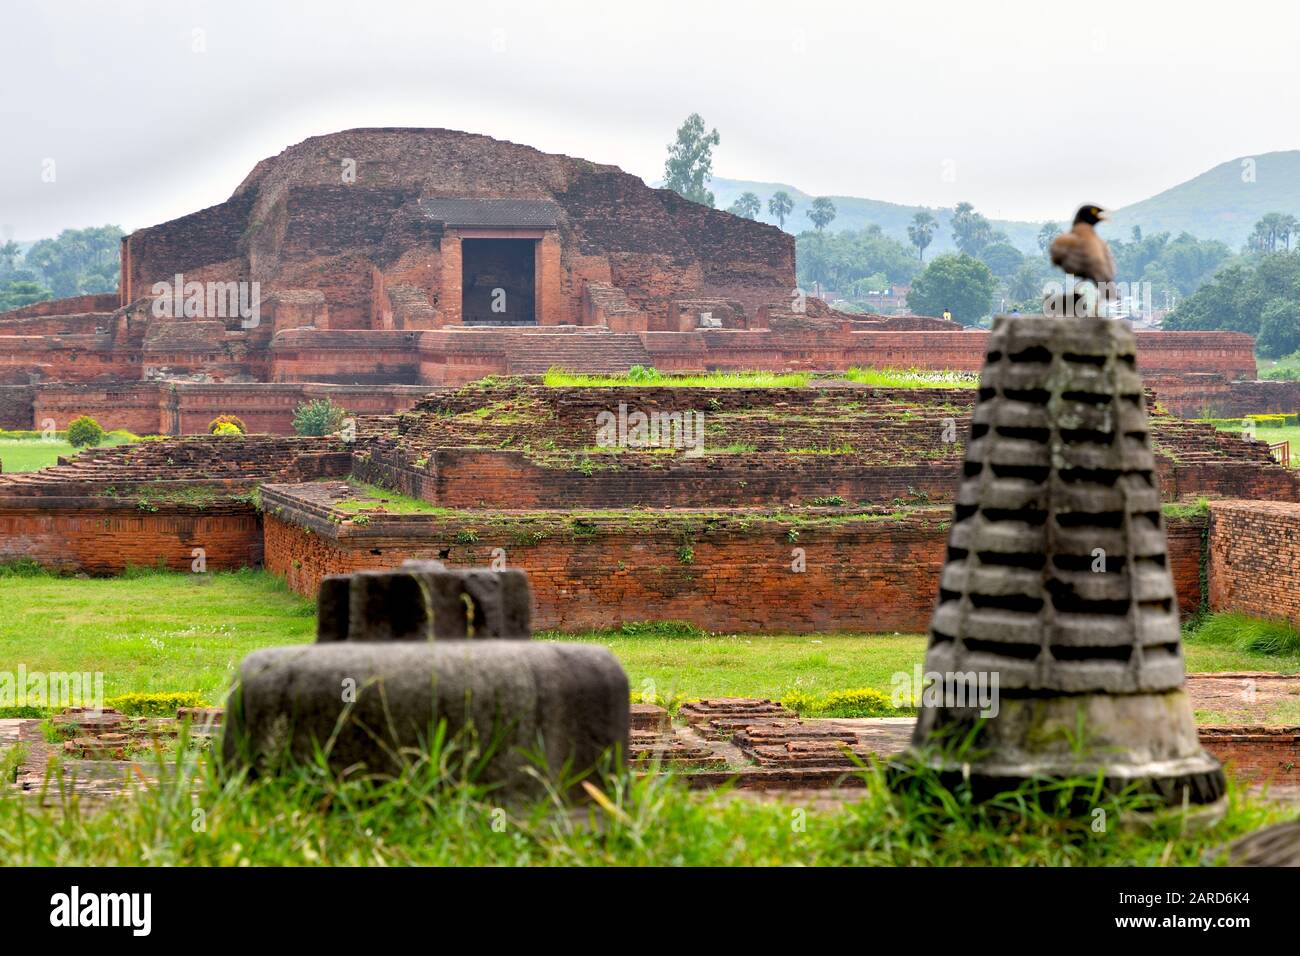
xmin=903 ymin=315 xmax=1225 ymax=807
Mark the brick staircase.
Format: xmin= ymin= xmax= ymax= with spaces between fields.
xmin=505 ymin=331 xmax=651 ymax=374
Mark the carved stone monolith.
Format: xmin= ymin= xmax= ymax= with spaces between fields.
xmin=902 ymin=315 xmax=1225 ymax=807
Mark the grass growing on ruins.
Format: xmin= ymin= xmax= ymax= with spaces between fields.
xmin=0 ymin=732 xmax=1291 ymax=866
xmin=842 ymin=367 xmax=979 ymax=388
xmin=1183 ymin=611 xmax=1300 ymax=657
xmin=543 ymin=367 xmax=812 ymax=388
xmin=0 ymin=430 xmax=137 ymax=473
xmin=334 ymin=479 xmax=452 ymax=515
xmin=2 ymin=569 xmax=1297 ymax=709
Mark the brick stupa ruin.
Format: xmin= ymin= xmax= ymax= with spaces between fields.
xmin=0 ymin=127 xmax=1284 ymax=435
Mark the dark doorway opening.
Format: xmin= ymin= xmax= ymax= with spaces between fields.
xmin=462 ymin=238 xmax=537 ymax=326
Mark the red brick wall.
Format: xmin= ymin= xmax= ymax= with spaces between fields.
xmin=1208 ymin=500 xmax=1300 ymax=626
xmin=1199 ymin=728 xmax=1300 ymax=786
xmin=34 ymin=383 xmax=164 ymax=434
xmin=354 ymin=447 xmax=961 ymax=510
xmin=0 ymin=502 xmax=261 ymax=573
xmin=28 ymin=381 xmax=429 ymax=435
xmin=0 ymin=294 xmax=118 ymax=321
xmin=264 ymin=508 xmax=1209 ymax=634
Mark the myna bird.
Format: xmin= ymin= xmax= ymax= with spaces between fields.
xmin=1047 ymin=205 xmax=1116 ymax=315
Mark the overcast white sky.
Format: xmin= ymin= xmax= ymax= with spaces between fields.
xmin=3 ymin=0 xmax=1297 ymax=240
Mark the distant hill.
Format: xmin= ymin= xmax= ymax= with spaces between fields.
xmin=1106 ymin=151 xmax=1300 ymax=249
xmin=707 ymin=177 xmax=1044 ymax=255
xmin=704 ymin=150 xmax=1300 ymax=254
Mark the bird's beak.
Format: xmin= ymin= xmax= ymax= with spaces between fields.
xmin=1097 ymin=210 xmax=1109 ymax=221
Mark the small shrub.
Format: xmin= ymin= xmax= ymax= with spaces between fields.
xmin=293 ymin=398 xmax=349 ymax=437
xmin=817 ymin=688 xmax=898 ymax=717
xmin=626 ymin=364 xmax=661 ymax=383
xmin=208 ymin=414 xmax=247 ymax=434
xmin=617 ymin=620 xmax=706 ymax=638
xmin=0 ymin=558 xmax=50 ymax=578
xmin=66 ymin=416 xmax=105 ymax=448
xmin=782 ymin=687 xmax=902 ymax=718
xmin=1 ymin=743 xmax=29 ymax=782
xmin=105 ymin=692 xmax=206 ymax=717
xmin=211 ymin=421 xmax=243 ymax=436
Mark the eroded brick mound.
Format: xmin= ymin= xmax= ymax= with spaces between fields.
xmin=0 ymin=435 xmax=351 ymax=496
xmin=122 ymin=127 xmax=793 ymax=327
xmin=342 ymin=380 xmax=1300 ymax=509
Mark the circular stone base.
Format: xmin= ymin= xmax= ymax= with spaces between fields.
xmin=896 ymin=689 xmax=1227 ymax=808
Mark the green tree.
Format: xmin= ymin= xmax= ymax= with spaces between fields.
xmin=0 ymin=279 xmax=53 ymax=312
xmin=1164 ymin=253 xmax=1300 ymax=339
xmin=1278 ymin=215 xmax=1299 ymax=252
xmin=292 ymin=399 xmax=350 ymax=437
xmin=1037 ymin=222 xmax=1061 ymax=255
xmin=768 ymin=191 xmax=794 ymax=229
xmin=66 ymin=416 xmax=106 ymax=448
xmin=978 ymin=240 xmax=1025 ymax=280
xmin=22 ymin=225 xmax=122 ymax=298
xmin=1009 ymin=262 xmax=1046 ymax=304
xmin=727 ymin=192 xmax=761 ymax=220
xmin=907 ymin=211 xmax=937 ymax=262
xmin=0 ymin=241 xmax=20 ymax=273
xmin=663 ymin=113 xmax=720 ymax=208
xmin=906 ymin=254 xmax=997 ymax=327
xmin=795 ymin=226 xmax=919 ymax=292
xmin=806 ymin=197 xmax=836 ymax=232
xmin=950 ymin=202 xmax=994 ymax=256
xmin=1256 ymin=298 xmax=1300 ymax=358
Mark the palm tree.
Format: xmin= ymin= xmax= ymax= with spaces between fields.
xmin=806 ymin=197 xmax=836 ymax=232
xmin=907 ymin=211 xmax=938 ymax=262
xmin=1278 ymin=214 xmax=1298 ymax=252
xmin=768 ymin=191 xmax=794 ymax=229
xmin=1036 ymin=222 xmax=1060 ymax=255
xmin=0 ymin=240 xmax=20 ymax=275
xmin=1250 ymin=213 xmax=1290 ymax=253
xmin=728 ymin=191 xmax=762 ymax=220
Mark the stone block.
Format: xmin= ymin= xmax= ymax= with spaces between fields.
xmin=223 ymin=562 xmax=626 ymax=796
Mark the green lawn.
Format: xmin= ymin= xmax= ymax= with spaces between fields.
xmin=0 ymin=568 xmax=316 ymax=702
xmin=543 ymin=368 xmax=812 ymax=388
xmin=1 ymin=569 xmax=1295 ymax=707
xmin=540 ymin=367 xmax=980 ymax=389
xmin=3 ymin=567 xmax=1298 ymax=866
xmin=0 ymin=433 xmax=136 ymax=473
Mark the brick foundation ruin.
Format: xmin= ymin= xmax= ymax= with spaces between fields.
xmin=2 ymin=379 xmax=1297 ymax=633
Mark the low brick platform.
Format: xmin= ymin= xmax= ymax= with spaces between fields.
xmin=8 ymin=681 xmax=1300 ymax=805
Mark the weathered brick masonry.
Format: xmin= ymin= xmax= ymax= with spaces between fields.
xmin=1208 ymin=500 xmax=1300 ymax=627
xmin=262 ymin=483 xmax=1210 ymax=633
xmin=0 ymin=500 xmax=261 ymax=573
xmin=0 ymin=434 xmax=351 ymax=573
xmin=1199 ymin=727 xmax=1300 ymax=786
